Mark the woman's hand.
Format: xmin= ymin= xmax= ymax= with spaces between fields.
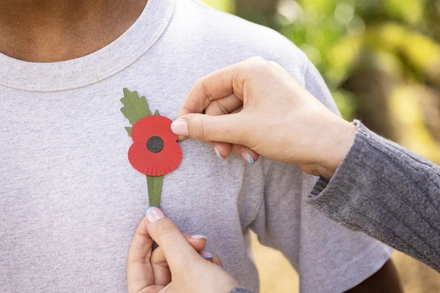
xmin=127 ymin=207 xmax=239 ymax=293
xmin=171 ymin=57 xmax=356 ymax=178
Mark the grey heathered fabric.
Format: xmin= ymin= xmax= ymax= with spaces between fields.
xmin=308 ymin=121 xmax=440 ymax=272
xmin=0 ymin=0 xmax=392 ymax=292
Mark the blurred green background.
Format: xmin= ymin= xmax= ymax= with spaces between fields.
xmin=202 ymin=0 xmax=440 ymax=292
xmin=203 ymin=0 xmax=440 ymax=164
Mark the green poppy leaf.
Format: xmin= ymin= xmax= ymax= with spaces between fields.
xmin=120 ymin=88 xmax=152 ymax=128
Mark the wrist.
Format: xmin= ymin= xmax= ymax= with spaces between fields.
xmin=317 ymin=119 xmax=356 ymax=178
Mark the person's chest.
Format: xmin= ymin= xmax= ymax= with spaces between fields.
xmin=0 ymin=69 xmax=259 ymax=228
xmin=0 ymin=69 xmax=264 ymax=291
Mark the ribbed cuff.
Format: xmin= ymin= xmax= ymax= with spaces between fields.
xmin=307 ymin=120 xmax=365 ymax=230
xmin=307 ymin=120 xmax=440 ymax=272
xmin=228 ymin=287 xmax=254 ymax=293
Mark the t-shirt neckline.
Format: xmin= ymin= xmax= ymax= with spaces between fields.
xmin=0 ymin=0 xmax=174 ymax=92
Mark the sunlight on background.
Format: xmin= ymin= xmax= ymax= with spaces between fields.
xmin=202 ymin=0 xmax=234 ymax=12
xmin=202 ymin=0 xmax=440 ymax=164
xmin=202 ymin=0 xmax=440 ymax=292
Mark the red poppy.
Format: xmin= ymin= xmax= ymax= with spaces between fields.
xmin=128 ymin=115 xmax=182 ymax=176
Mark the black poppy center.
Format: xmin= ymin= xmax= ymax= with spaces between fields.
xmin=146 ymin=136 xmax=164 ymax=153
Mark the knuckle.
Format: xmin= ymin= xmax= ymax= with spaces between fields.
xmin=154 ymin=218 xmax=178 ymax=240
xmin=190 ymin=115 xmax=207 ymax=140
xmin=267 ymin=60 xmax=279 ymax=67
xmin=192 ymin=77 xmax=211 ymax=97
xmin=214 ymin=100 xmax=229 ymax=115
xmin=194 ymin=79 xmax=208 ymax=97
xmin=248 ymin=56 xmax=269 ymax=69
xmin=194 ymin=76 xmax=206 ymax=89
xmin=244 ymin=56 xmax=271 ymax=77
xmin=247 ymin=56 xmax=267 ymax=65
xmin=267 ymin=60 xmax=283 ymax=73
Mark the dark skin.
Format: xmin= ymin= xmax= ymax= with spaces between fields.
xmin=346 ymin=260 xmax=403 ymax=293
xmin=0 ymin=0 xmax=147 ymax=62
xmin=0 ymin=1 xmax=403 ymax=291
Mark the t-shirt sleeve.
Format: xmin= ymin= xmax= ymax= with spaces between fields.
xmin=248 ymin=60 xmax=393 ymax=293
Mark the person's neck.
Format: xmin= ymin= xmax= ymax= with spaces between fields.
xmin=0 ymin=0 xmax=148 ymax=62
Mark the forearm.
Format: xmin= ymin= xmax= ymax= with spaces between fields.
xmin=308 ymin=121 xmax=440 ymax=272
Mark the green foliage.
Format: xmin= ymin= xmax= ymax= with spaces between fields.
xmin=120 ymin=88 xmax=152 ymax=136
xmin=203 ymin=0 xmax=440 ymax=162
xmin=202 ymin=0 xmax=234 ymax=13
xmin=280 ymin=0 xmax=440 ymax=162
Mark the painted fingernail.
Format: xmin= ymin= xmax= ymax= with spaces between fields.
xmin=145 ymin=206 xmax=165 ymax=223
xmin=241 ymin=151 xmax=255 ymax=165
xmin=214 ymin=147 xmax=223 ymax=159
xmin=171 ymin=119 xmax=189 ymax=136
xmin=191 ymin=235 xmax=208 ymax=240
xmin=200 ymin=250 xmax=214 ymax=259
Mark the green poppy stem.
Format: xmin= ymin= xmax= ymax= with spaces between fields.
xmin=146 ymin=175 xmax=164 ymax=207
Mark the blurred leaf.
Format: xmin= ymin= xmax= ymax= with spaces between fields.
xmin=201 ymin=0 xmax=440 ymax=163
xmin=202 ymin=0 xmax=235 ymax=13
xmin=389 ymin=86 xmax=440 ymax=163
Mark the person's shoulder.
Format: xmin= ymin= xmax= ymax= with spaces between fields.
xmin=180 ymin=0 xmax=305 ymax=59
xmin=175 ymin=0 xmax=309 ymax=80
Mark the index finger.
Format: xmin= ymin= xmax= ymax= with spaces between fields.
xmin=176 ymin=61 xmax=247 ymax=118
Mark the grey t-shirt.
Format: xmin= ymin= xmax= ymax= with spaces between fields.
xmin=0 ymin=0 xmax=392 ymax=292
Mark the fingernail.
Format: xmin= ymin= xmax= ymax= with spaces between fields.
xmin=200 ymin=250 xmax=214 ymax=259
xmin=241 ymin=151 xmax=255 ymax=165
xmin=145 ymin=206 xmax=165 ymax=222
xmin=214 ymin=147 xmax=223 ymax=159
xmin=191 ymin=235 xmax=208 ymax=240
xmin=171 ymin=119 xmax=189 ymax=136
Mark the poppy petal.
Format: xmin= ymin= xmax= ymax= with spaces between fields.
xmin=128 ymin=142 xmax=182 ymax=176
xmin=132 ymin=116 xmax=176 ymax=143
xmin=128 ymin=115 xmax=182 ymax=176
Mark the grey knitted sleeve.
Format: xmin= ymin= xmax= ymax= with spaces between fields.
xmin=307 ymin=120 xmax=440 ymax=272
xmin=228 ymin=287 xmax=254 ymax=293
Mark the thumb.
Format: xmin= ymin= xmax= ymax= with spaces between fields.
xmin=145 ymin=207 xmax=201 ymax=273
xmin=171 ymin=113 xmax=245 ymax=144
